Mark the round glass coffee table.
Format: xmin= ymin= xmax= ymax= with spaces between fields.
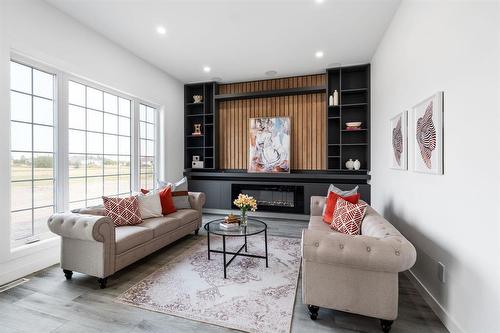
xmin=204 ymin=218 xmax=268 ymax=279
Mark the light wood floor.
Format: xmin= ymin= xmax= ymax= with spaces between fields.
xmin=0 ymin=214 xmax=448 ymax=333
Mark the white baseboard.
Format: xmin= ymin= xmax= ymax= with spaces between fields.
xmin=405 ymin=270 xmax=465 ymax=333
xmin=203 ymin=208 xmax=309 ymax=221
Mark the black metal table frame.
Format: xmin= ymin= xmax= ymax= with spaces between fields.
xmin=206 ymin=222 xmax=268 ymax=279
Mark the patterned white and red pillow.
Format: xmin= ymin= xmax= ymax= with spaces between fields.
xmin=102 ymin=196 xmax=142 ymax=227
xmin=330 ymin=198 xmax=368 ymax=235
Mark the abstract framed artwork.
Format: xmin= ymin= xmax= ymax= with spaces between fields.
xmin=390 ymin=111 xmax=407 ymax=170
xmin=248 ymin=117 xmax=290 ymax=173
xmin=412 ymin=92 xmax=444 ymax=174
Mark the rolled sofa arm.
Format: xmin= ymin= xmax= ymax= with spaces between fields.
xmin=47 ymin=213 xmax=114 ymax=242
xmin=310 ymin=196 xmax=326 ymax=216
xmin=302 ymin=229 xmax=416 ymax=273
xmin=188 ymin=192 xmax=206 ymax=215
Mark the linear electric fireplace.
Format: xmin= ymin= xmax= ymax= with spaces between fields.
xmin=231 ymin=184 xmax=304 ymax=214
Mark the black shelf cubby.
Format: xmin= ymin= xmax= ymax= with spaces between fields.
xmin=184 ymin=82 xmax=216 ymax=170
xmin=326 ymin=64 xmax=370 ymax=172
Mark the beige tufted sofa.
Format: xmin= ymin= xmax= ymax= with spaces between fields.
xmin=302 ymin=196 xmax=416 ymax=332
xmin=47 ymin=192 xmax=205 ymax=288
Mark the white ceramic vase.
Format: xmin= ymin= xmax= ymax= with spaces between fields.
xmin=353 ymin=159 xmax=361 ymax=170
xmin=345 ymin=159 xmax=354 ymax=170
xmin=333 ymin=90 xmax=339 ymax=106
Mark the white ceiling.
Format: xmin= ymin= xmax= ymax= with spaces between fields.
xmin=45 ymin=0 xmax=400 ymax=83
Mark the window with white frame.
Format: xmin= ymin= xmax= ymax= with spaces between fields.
xmin=9 ymin=55 xmax=160 ymax=248
xmin=68 ymin=81 xmax=132 ymax=209
xmin=10 ymin=60 xmax=56 ymax=245
xmin=139 ymin=103 xmax=157 ymax=190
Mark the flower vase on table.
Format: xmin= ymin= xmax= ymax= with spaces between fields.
xmin=240 ymin=209 xmax=248 ymax=226
xmin=233 ymin=193 xmax=257 ymax=227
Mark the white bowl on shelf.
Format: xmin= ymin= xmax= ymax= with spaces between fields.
xmin=345 ymin=121 xmax=362 ymax=128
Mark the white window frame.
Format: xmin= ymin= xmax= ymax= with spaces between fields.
xmin=9 ymin=54 xmax=60 ymax=248
xmin=137 ymin=100 xmax=160 ymax=191
xmin=9 ymin=53 xmax=161 ymax=249
xmin=64 ymin=74 xmax=136 ymax=209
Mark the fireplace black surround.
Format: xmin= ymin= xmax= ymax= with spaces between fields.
xmin=231 ymin=184 xmax=304 ymax=214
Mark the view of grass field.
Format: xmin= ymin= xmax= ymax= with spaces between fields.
xmin=9 ymin=155 xmax=155 ymax=242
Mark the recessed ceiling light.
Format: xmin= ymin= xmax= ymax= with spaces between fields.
xmin=315 ymin=0 xmax=325 ymax=3
xmin=203 ymin=66 xmax=211 ymax=73
xmin=156 ymin=25 xmax=166 ymax=35
xmin=265 ymin=70 xmax=277 ymax=77
xmin=315 ymin=51 xmax=324 ymax=58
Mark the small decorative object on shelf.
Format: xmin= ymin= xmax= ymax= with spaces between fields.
xmin=193 ymin=95 xmax=203 ymax=103
xmin=333 ymin=90 xmax=339 ymax=106
xmin=345 ymin=158 xmax=354 ymax=170
xmin=329 ymin=94 xmax=334 ymax=106
xmin=192 ymin=155 xmax=200 ymax=161
xmin=192 ymin=160 xmax=204 ymax=168
xmin=345 ymin=122 xmax=362 ymax=130
xmin=233 ymin=193 xmax=257 ymax=227
xmin=353 ymin=159 xmax=361 ymax=170
xmin=193 ymin=124 xmax=202 ymax=136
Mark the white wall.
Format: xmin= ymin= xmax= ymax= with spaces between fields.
xmin=0 ymin=0 xmax=184 ymax=284
xmin=370 ymin=1 xmax=500 ymax=332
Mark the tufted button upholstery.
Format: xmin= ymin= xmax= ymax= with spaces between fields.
xmin=302 ymin=197 xmax=417 ymax=273
xmin=47 ymin=213 xmax=114 ymax=242
xmin=188 ymin=192 xmax=206 ymax=217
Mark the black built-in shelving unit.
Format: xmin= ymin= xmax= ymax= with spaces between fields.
xmin=326 ymin=64 xmax=370 ymax=172
xmin=185 ymin=64 xmax=370 ymax=174
xmin=184 ymin=82 xmax=216 ymax=169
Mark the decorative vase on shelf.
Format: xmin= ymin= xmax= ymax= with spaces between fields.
xmin=329 ymin=94 xmax=334 ymax=106
xmin=333 ymin=90 xmax=339 ymax=106
xmin=345 ymin=159 xmax=354 ymax=170
xmin=240 ymin=209 xmax=248 ymax=227
xmin=353 ymin=159 xmax=361 ymax=170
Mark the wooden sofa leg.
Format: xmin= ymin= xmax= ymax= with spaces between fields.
xmin=380 ymin=319 xmax=393 ymax=333
xmin=308 ymin=305 xmax=319 ymax=320
xmin=63 ymin=269 xmax=73 ymax=280
xmin=194 ymin=228 xmax=199 ymax=235
xmin=97 ymin=277 xmax=108 ymax=289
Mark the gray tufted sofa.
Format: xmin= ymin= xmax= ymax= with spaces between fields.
xmin=302 ymin=196 xmax=416 ymax=332
xmin=47 ymin=192 xmax=205 ymax=288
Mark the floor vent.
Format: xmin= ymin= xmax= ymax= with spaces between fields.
xmin=0 ymin=278 xmax=29 ymax=293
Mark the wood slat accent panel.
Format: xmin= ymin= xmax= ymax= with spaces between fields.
xmin=218 ymin=74 xmax=326 ymax=170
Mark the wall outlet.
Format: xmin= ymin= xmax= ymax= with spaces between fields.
xmin=438 ymin=262 xmax=446 ymax=283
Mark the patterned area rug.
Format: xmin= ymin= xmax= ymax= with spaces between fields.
xmin=116 ymin=235 xmax=301 ymax=333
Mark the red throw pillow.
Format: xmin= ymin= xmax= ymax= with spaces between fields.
xmin=322 ymin=192 xmax=360 ymax=224
xmin=330 ymin=198 xmax=368 ymax=235
xmin=102 ymin=196 xmax=142 ymax=227
xmin=159 ymin=186 xmax=177 ymax=215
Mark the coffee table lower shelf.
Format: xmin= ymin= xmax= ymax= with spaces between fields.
xmin=204 ymin=219 xmax=269 ymax=279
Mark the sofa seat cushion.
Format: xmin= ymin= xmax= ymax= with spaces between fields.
xmin=308 ymin=216 xmax=333 ymax=233
xmin=139 ymin=216 xmax=181 ymax=237
xmin=115 ymin=226 xmax=154 ymax=254
xmin=166 ymin=209 xmax=199 ymax=224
